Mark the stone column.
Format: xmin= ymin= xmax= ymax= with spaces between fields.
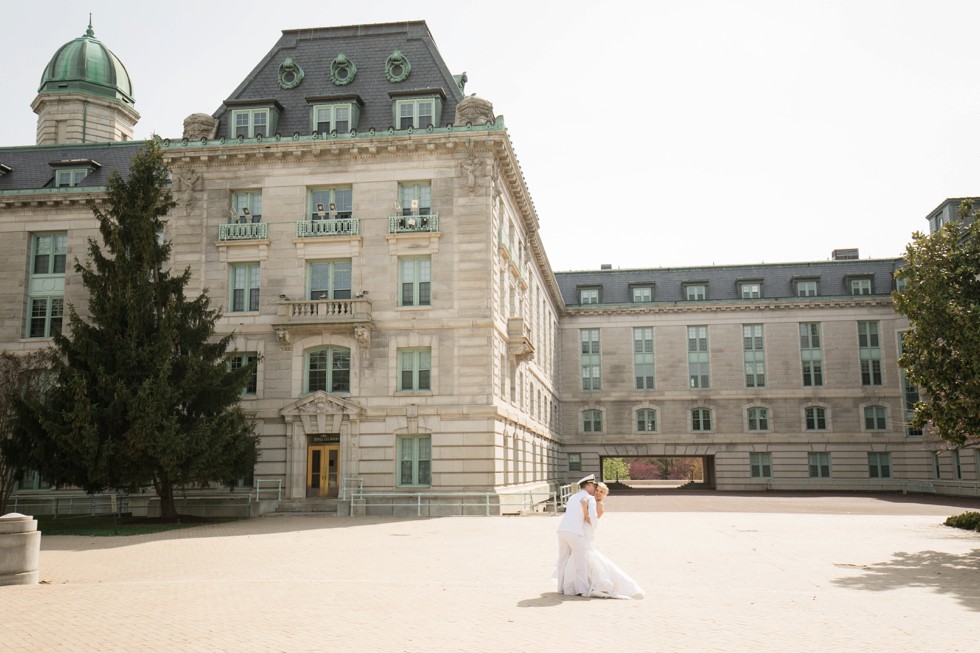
xmin=0 ymin=513 xmax=41 ymax=586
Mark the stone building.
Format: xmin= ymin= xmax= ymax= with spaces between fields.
xmin=1 ymin=21 xmax=973 ymax=512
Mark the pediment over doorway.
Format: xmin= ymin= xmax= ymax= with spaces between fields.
xmin=280 ymin=391 xmax=363 ymax=435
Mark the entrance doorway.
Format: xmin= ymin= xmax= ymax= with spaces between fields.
xmin=307 ymin=444 xmax=339 ymax=498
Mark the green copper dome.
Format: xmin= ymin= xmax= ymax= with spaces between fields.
xmin=38 ymin=20 xmax=134 ymax=104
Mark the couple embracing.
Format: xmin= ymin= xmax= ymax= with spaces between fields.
xmin=555 ymin=474 xmax=645 ymax=599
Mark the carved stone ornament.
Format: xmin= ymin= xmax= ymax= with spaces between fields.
xmin=173 ymin=168 xmax=201 ymax=216
xmin=182 ymin=113 xmax=218 ymax=140
xmin=353 ymin=325 xmax=371 ymax=349
xmin=275 ymin=327 xmax=292 ymax=351
xmin=460 ymin=154 xmax=482 ymax=195
xmin=330 ymin=53 xmax=357 ymax=86
xmin=277 ymin=57 xmax=305 ymax=90
xmin=385 ymin=50 xmax=411 ymax=83
xmin=454 ymin=95 xmax=494 ymax=126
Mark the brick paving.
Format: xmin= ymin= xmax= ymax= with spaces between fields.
xmin=1 ymin=493 xmax=978 ymax=652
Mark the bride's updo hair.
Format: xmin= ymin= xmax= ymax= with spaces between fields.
xmin=597 ymin=482 xmax=610 ymax=494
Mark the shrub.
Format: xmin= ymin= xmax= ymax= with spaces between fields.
xmin=944 ymin=511 xmax=980 ymax=531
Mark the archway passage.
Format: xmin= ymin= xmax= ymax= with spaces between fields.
xmin=600 ymin=456 xmax=716 ymax=491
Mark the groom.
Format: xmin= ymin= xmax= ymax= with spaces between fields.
xmin=556 ymin=473 xmax=599 ymax=596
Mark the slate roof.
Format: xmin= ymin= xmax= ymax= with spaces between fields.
xmin=555 ymin=258 xmax=904 ymax=306
xmin=213 ymin=21 xmax=466 ymax=137
xmin=0 ymin=141 xmax=142 ymax=192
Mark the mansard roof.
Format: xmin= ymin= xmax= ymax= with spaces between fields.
xmin=212 ymin=21 xmax=466 ymax=136
xmin=555 ymin=258 xmax=904 ymax=306
xmin=0 ymin=141 xmax=141 ymax=192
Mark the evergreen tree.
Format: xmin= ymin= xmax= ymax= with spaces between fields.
xmin=4 ymin=141 xmax=258 ymax=518
xmin=894 ymin=199 xmax=980 ymax=447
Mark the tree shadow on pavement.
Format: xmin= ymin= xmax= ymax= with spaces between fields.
xmin=832 ymin=548 xmax=980 ymax=612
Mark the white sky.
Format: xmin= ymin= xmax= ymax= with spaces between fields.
xmin=2 ymin=0 xmax=977 ymax=272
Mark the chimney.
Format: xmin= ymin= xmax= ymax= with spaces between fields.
xmin=600 ymin=264 xmax=612 ymax=270
xmin=832 ymin=248 xmax=859 ymax=261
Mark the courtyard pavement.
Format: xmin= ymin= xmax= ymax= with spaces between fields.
xmin=1 ymin=492 xmax=979 ymax=652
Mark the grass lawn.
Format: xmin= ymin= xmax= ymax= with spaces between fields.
xmin=35 ymin=514 xmax=239 ymax=537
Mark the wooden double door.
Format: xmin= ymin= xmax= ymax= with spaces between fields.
xmin=307 ymin=444 xmax=339 ymax=498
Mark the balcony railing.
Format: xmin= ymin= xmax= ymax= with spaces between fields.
xmin=276 ymin=298 xmax=372 ymax=325
xmin=296 ymin=217 xmax=359 ymax=238
xmin=388 ymin=213 xmax=439 ymax=234
xmin=218 ymin=222 xmax=269 ymax=241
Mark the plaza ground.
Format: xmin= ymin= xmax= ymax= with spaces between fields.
xmin=1 ymin=492 xmax=978 ymax=652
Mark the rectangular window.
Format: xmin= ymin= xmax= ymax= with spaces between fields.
xmin=398 ymin=434 xmax=431 ymax=486
xmin=633 ymin=327 xmax=654 ymax=389
xmin=800 ymin=322 xmax=823 ymax=387
xmin=580 ymin=329 xmax=601 ymax=390
xmin=313 ymin=103 xmax=357 ymax=134
xmin=808 ymin=452 xmax=831 ymax=478
xmin=27 ymin=233 xmax=67 ymax=338
xmin=739 ymin=282 xmax=761 ymax=299
xmin=399 ymin=256 xmax=432 ymax=307
xmin=851 ymin=278 xmax=873 ymax=295
xmin=750 ymin=452 xmax=772 ymax=478
xmin=864 ymin=405 xmax=887 ymax=430
xmin=308 ymin=259 xmax=352 ymax=300
xmin=311 ymin=188 xmax=353 ymax=220
xmin=579 ymin=288 xmax=600 ymax=305
xmin=582 ymin=409 xmax=603 ymax=433
xmin=395 ymin=97 xmax=440 ymax=130
xmin=631 ymin=286 xmax=653 ymax=302
xmin=230 ymin=263 xmax=260 ymax=312
xmin=231 ymin=191 xmax=262 ymax=222
xmin=747 ymin=407 xmax=769 ymax=432
xmin=899 ymin=331 xmax=922 ymax=436
xmin=952 ymin=451 xmax=962 ymax=480
xmin=868 ymin=452 xmax=891 ymax=479
xmin=306 ymin=347 xmax=350 ymax=393
xmin=858 ymin=321 xmax=882 ymax=385
xmin=805 ymin=406 xmax=827 ymax=431
xmin=688 ymin=326 xmax=709 ymax=388
xmin=399 ymin=183 xmax=432 ymax=215
xmin=743 ymin=324 xmax=766 ymax=387
xmin=691 ymin=408 xmax=712 ymax=432
xmin=54 ymin=168 xmax=90 ymax=187
xmin=636 ymin=408 xmax=657 ymax=432
xmin=398 ymin=348 xmax=432 ymax=391
xmin=567 ymin=453 xmax=582 ymax=472
xmin=230 ymin=108 xmax=273 ymax=138
xmin=230 ymin=353 xmax=258 ymax=395
xmin=795 ymin=280 xmax=818 ymax=297
xmin=684 ymin=284 xmax=706 ymax=301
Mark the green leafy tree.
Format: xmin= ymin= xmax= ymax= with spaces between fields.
xmin=894 ymin=200 xmax=980 ymax=447
xmin=0 ymin=351 xmax=51 ymax=514
xmin=602 ymin=457 xmax=630 ymax=482
xmin=3 ymin=141 xmax=258 ymax=518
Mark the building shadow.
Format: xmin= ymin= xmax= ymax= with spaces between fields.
xmin=832 ymin=548 xmax=980 ymax=612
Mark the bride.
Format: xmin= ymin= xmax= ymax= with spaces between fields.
xmin=579 ymin=482 xmax=645 ymax=599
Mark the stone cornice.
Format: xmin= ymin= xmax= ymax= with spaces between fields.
xmin=564 ymin=296 xmax=896 ymax=317
xmin=0 ymin=189 xmax=105 ymax=210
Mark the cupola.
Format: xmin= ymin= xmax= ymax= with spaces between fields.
xmin=31 ymin=18 xmax=140 ymax=145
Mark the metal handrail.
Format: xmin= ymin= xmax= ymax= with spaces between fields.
xmin=254 ymin=478 xmax=283 ymax=501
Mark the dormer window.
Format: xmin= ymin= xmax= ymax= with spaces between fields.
xmin=684 ymin=283 xmax=707 ymax=301
xmin=738 ymin=281 xmax=762 ymax=299
xmin=55 ymin=168 xmax=90 ymax=187
xmin=631 ymin=285 xmax=654 ymax=303
xmin=849 ymin=277 xmax=874 ymax=295
xmin=794 ymin=278 xmax=820 ymax=297
xmin=388 ymin=87 xmax=446 ymax=131
xmin=49 ymin=158 xmax=100 ymax=188
xmin=307 ymin=96 xmax=363 ymax=134
xmin=579 ymin=287 xmax=601 ymax=305
xmin=0 ymin=163 xmax=11 ymax=177
xmin=226 ymin=101 xmax=282 ymax=139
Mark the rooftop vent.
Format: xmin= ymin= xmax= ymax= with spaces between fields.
xmin=832 ymin=248 xmax=859 ymax=261
xmin=600 ymin=264 xmax=612 ymax=270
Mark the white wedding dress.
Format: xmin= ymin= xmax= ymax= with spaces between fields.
xmin=556 ymin=514 xmax=645 ymax=599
